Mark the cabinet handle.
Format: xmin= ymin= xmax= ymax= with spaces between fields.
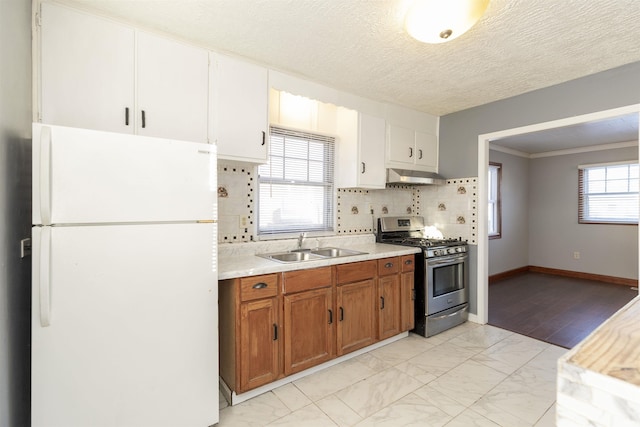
xmin=262 ymin=131 xmax=266 ymax=146
xmin=339 ymin=307 xmax=344 ymax=321
xmin=411 ymin=289 xmax=416 ymax=301
xmin=273 ymin=323 xmax=278 ymax=341
xmin=385 ymin=262 xmax=393 ymax=268
xmin=409 ymin=147 xmax=413 ymax=158
xmin=141 ymin=110 xmax=146 ymax=128
xmin=418 ymin=149 xmax=423 ymax=159
xmin=404 ymin=259 xmax=413 ymax=265
xmin=380 ymin=296 xmax=385 ymax=310
xmin=252 ymin=282 xmax=268 ymax=289
xmin=328 ymin=309 xmax=333 ymax=324
xmin=125 ymin=107 xmax=129 ymax=126
xmin=361 ymin=162 xmax=366 ymax=174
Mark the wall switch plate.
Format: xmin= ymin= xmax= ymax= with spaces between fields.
xmin=21 ymin=238 xmax=31 ymax=258
xmin=573 ymin=251 xmax=580 ymax=260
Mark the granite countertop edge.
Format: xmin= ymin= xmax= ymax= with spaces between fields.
xmin=218 ymin=243 xmax=421 ymax=280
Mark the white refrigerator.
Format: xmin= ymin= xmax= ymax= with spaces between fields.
xmin=31 ymin=124 xmax=219 ymax=426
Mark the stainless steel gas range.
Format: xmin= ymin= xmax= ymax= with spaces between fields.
xmin=377 ymin=216 xmax=469 ymax=337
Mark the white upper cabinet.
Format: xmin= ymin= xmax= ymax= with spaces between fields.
xmin=136 ymin=32 xmax=209 ymax=143
xmin=40 ymin=3 xmax=135 ymax=134
xmin=211 ymin=53 xmax=269 ymax=163
xmin=39 ymin=3 xmax=209 ymax=143
xmin=336 ymin=108 xmax=386 ymax=189
xmin=386 ymin=123 xmax=438 ymax=172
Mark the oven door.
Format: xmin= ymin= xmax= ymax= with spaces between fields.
xmin=426 ymin=253 xmax=468 ymax=314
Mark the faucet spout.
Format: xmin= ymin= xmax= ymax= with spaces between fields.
xmin=297 ymin=232 xmax=306 ymax=249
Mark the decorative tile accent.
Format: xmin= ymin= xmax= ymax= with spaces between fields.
xmin=217 ymin=162 xmax=256 ymax=243
xmin=416 ymin=177 xmax=478 ymax=244
xmin=217 ymin=161 xmax=478 ymax=245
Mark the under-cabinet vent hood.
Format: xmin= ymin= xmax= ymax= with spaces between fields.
xmin=386 ymin=168 xmax=446 ymax=185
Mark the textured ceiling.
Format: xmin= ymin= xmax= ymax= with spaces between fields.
xmin=63 ymin=0 xmax=640 ymax=116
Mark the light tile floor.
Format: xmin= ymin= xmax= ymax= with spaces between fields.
xmin=218 ymin=322 xmax=566 ymax=426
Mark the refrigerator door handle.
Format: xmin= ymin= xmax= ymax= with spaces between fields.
xmin=39 ymin=227 xmax=52 ymax=327
xmin=40 ymin=126 xmax=52 ymax=225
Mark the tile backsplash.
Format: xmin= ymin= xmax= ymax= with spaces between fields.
xmin=217 ymin=160 xmax=477 ymax=244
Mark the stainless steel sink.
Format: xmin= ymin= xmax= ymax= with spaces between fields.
xmin=258 ymin=247 xmax=367 ymax=263
xmin=310 ymin=247 xmax=367 ymax=258
xmin=258 ymin=251 xmax=325 ymax=263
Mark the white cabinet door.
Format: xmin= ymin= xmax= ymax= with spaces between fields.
xmin=358 ymin=113 xmax=386 ymax=188
xmin=40 ymin=3 xmax=135 ymax=133
xmin=415 ymin=131 xmax=438 ymax=170
xmin=136 ymin=32 xmax=209 ymax=143
xmin=387 ymin=124 xmax=415 ymax=165
xmin=212 ymin=53 xmax=268 ymax=162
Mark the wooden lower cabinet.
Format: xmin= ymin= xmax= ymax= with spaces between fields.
xmin=219 ymin=256 xmax=416 ymax=395
xmin=283 ymin=286 xmax=334 ymax=375
xmin=239 ymin=297 xmax=280 ymax=392
xmin=400 ymin=255 xmax=416 ymax=332
xmin=336 ymin=279 xmax=377 ymax=355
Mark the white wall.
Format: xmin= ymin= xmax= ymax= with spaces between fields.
xmin=0 ymin=0 xmax=32 ymax=425
xmin=528 ymin=146 xmax=638 ymax=279
xmin=488 ymin=149 xmax=529 ymax=275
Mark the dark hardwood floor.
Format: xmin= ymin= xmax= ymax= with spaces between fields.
xmin=488 ymin=272 xmax=638 ymax=348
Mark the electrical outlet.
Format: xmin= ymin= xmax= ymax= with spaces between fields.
xmin=240 ymin=216 xmax=248 ymax=227
xmin=573 ymin=251 xmax=580 ymax=260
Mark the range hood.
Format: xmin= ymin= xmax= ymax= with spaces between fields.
xmin=386 ymin=168 xmax=446 ymax=185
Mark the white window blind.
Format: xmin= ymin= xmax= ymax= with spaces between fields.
xmin=258 ymin=127 xmax=335 ymax=235
xmin=578 ymin=161 xmax=639 ymax=224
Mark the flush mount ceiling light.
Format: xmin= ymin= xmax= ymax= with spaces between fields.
xmin=405 ymin=0 xmax=490 ymax=44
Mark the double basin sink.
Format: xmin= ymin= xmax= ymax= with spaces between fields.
xmin=258 ymin=247 xmax=367 ymax=263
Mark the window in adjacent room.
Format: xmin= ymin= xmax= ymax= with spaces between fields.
xmin=488 ymin=162 xmax=502 ymax=239
xmin=258 ymin=126 xmax=335 ymax=235
xmin=578 ymin=161 xmax=639 ymax=224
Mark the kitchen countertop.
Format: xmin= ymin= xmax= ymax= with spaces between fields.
xmin=218 ymin=238 xmax=420 ymax=280
xmin=557 ymin=295 xmax=640 ymax=426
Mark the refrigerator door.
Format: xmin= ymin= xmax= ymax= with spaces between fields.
xmin=32 ymin=223 xmax=218 ymax=427
xmin=33 ymin=123 xmax=216 ymax=225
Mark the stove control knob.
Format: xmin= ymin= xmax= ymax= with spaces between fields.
xmin=447 ymin=248 xmax=455 ymax=254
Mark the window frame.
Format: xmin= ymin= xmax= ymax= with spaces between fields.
xmin=257 ymin=126 xmax=335 ymax=237
xmin=488 ymin=162 xmax=502 ymax=239
xmin=578 ymin=161 xmax=639 ymax=225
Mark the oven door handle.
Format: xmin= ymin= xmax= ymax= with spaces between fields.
xmin=428 ymin=255 xmax=467 ymax=265
xmin=430 ymin=303 xmax=468 ymax=321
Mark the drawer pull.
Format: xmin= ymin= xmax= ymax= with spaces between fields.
xmin=404 ymin=259 xmax=413 ymax=265
xmin=252 ymin=282 xmax=268 ymax=289
xmin=385 ymin=262 xmax=393 ymax=268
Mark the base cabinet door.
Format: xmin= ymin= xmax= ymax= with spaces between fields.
xmin=336 ymin=279 xmax=377 ymax=355
xmin=378 ymin=275 xmax=401 ymax=340
xmin=400 ymin=255 xmax=416 ymax=332
xmin=239 ymin=297 xmax=280 ymax=393
xmin=283 ymin=287 xmax=334 ymax=376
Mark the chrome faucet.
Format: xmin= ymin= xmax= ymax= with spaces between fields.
xmin=297 ymin=232 xmax=306 ymax=249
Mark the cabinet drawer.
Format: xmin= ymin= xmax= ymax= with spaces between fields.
xmin=335 ymin=260 xmax=376 ymax=285
xmin=378 ymin=257 xmax=400 ymax=276
xmin=282 ymin=267 xmax=332 ymax=294
xmin=239 ymin=274 xmax=278 ymax=302
xmin=401 ymin=254 xmax=416 ymax=272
